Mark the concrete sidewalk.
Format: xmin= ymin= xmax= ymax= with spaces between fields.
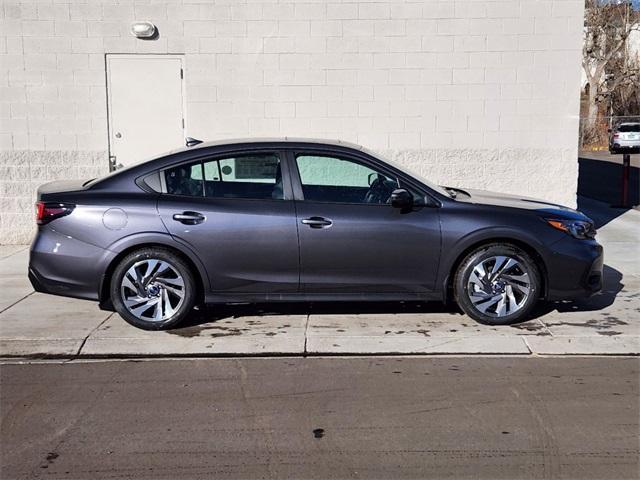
xmin=1 ymin=198 xmax=638 ymax=358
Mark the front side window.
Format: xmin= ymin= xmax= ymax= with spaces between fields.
xmin=164 ymin=153 xmax=283 ymax=200
xmin=295 ymin=154 xmax=399 ymax=204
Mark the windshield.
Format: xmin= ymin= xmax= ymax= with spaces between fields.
xmin=618 ymin=124 xmax=640 ymax=133
xmin=365 ymin=148 xmax=451 ymax=197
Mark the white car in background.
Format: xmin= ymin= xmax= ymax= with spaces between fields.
xmin=609 ymin=122 xmax=640 ymax=153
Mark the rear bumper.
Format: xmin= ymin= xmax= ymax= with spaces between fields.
xmin=29 ymin=226 xmax=114 ymax=302
xmin=611 ymin=141 xmax=640 ymax=152
xmin=28 ymin=266 xmax=96 ymax=301
xmin=545 ymin=237 xmax=604 ymax=301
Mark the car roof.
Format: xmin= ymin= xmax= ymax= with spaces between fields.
xmin=88 ymin=137 xmax=371 ymax=191
xmin=169 ymin=137 xmax=366 ymax=155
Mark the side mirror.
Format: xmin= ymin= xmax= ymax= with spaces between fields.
xmin=607 ymin=128 xmax=612 ymax=133
xmin=390 ymin=189 xmax=413 ymax=211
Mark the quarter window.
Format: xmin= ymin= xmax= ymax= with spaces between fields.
xmin=295 ymin=154 xmax=399 ymax=204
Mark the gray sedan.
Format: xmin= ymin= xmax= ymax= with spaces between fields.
xmin=29 ymin=138 xmax=603 ymax=330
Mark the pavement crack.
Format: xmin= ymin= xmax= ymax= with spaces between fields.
xmin=72 ymin=313 xmax=113 ymax=359
xmin=303 ymin=313 xmax=310 ymax=356
xmin=537 ymin=318 xmax=554 ymax=337
xmin=0 ymin=245 xmax=28 ymax=260
xmin=0 ymin=290 xmax=35 ymax=315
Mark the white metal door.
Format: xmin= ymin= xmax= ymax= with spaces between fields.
xmin=107 ymin=54 xmax=185 ymax=168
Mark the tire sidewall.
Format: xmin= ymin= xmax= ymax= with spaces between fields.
xmin=110 ymin=248 xmax=196 ymax=330
xmin=454 ymin=244 xmax=540 ymax=325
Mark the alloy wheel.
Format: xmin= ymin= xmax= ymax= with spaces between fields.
xmin=120 ymin=259 xmax=186 ymax=322
xmin=466 ymin=255 xmax=531 ymax=318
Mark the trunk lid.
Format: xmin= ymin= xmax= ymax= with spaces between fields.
xmin=619 ymin=132 xmax=640 ymax=141
xmin=616 ymin=124 xmax=640 ymax=141
xmin=36 ymin=179 xmax=91 ymax=201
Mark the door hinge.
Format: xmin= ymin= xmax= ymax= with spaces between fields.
xmin=180 ymin=68 xmax=183 ymax=79
xmin=182 ymin=118 xmax=185 ymax=129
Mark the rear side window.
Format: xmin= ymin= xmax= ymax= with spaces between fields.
xmin=164 ymin=153 xmax=283 ymax=200
xmin=164 ymin=162 xmax=203 ymax=197
xmin=203 ymin=154 xmax=282 ymax=200
xmin=618 ymin=124 xmax=640 ymax=133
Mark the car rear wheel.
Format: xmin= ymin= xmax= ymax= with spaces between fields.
xmin=110 ymin=247 xmax=196 ymax=330
xmin=453 ymin=243 xmax=541 ymax=325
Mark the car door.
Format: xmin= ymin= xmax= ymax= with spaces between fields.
xmin=157 ymin=150 xmax=299 ymax=294
xmin=289 ymin=149 xmax=441 ymax=294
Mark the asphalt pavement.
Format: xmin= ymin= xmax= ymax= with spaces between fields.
xmin=1 ymin=357 xmax=638 ymax=479
xmin=579 ymin=150 xmax=640 ymax=167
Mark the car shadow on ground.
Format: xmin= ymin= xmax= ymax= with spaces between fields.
xmin=169 ymin=264 xmax=624 ymax=333
xmin=528 ymin=264 xmax=623 ymax=319
xmin=171 ymin=299 xmax=462 ymax=333
xmin=577 ymin=196 xmax=630 ymax=229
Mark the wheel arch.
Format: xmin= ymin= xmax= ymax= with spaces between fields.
xmin=98 ymin=237 xmax=208 ymax=311
xmin=441 ymin=236 xmax=549 ymax=305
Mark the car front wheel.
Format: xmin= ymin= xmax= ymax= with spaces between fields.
xmin=453 ymin=243 xmax=541 ymax=325
xmin=110 ymin=247 xmax=197 ymax=330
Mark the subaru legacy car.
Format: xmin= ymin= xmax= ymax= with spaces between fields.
xmin=29 ymin=138 xmax=603 ymax=330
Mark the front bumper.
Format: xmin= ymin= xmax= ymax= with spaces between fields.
xmin=545 ymin=236 xmax=603 ymax=301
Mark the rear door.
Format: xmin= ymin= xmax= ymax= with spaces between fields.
xmin=157 ymin=150 xmax=299 ymax=294
xmin=289 ymin=149 xmax=441 ymax=294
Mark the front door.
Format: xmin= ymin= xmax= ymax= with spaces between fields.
xmin=107 ymin=54 xmax=185 ymax=168
xmin=157 ymin=151 xmax=299 ymax=294
xmin=291 ymin=151 xmax=441 ymax=294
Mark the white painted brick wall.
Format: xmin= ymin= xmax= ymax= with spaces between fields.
xmin=1 ymin=0 xmax=584 ymax=244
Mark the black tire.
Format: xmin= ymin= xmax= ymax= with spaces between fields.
xmin=110 ymin=247 xmax=197 ymax=330
xmin=453 ymin=243 xmax=541 ymax=325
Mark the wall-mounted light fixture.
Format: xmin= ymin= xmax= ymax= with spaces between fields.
xmin=130 ymin=21 xmax=157 ymax=39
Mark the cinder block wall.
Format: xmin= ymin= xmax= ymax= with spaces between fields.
xmin=1 ymin=0 xmax=584 ymax=244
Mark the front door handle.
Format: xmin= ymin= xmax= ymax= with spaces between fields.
xmin=301 ymin=216 xmax=332 ymax=228
xmin=173 ymin=211 xmax=205 ymax=225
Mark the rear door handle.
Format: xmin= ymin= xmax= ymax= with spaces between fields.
xmin=301 ymin=216 xmax=332 ymax=228
xmin=172 ymin=211 xmax=205 ymax=225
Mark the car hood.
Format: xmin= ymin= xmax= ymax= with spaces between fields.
xmin=452 ymin=188 xmax=591 ymax=221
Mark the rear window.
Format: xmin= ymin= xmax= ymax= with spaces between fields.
xmin=618 ymin=124 xmax=640 ymax=133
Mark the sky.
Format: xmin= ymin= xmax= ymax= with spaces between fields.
xmin=606 ymin=0 xmax=640 ymax=8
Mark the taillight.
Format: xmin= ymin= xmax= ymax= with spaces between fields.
xmin=35 ymin=201 xmax=75 ymax=225
xmin=613 ymin=133 xmax=619 ymax=138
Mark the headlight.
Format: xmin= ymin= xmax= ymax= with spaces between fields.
xmin=545 ymin=218 xmax=596 ymax=239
